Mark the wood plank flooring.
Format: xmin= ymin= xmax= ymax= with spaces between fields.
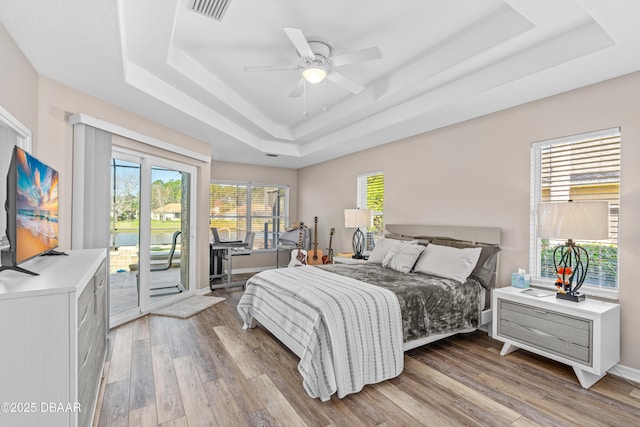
xmin=94 ymin=287 xmax=640 ymax=426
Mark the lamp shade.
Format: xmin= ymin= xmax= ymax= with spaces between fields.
xmin=538 ymin=201 xmax=609 ymax=240
xmin=302 ymin=67 xmax=327 ymax=84
xmin=344 ymin=209 xmax=373 ymax=228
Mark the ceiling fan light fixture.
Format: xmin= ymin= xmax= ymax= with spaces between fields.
xmin=302 ymin=66 xmax=327 ymax=84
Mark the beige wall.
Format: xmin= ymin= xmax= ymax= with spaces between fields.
xmin=0 ymin=22 xmax=213 ymax=291
xmin=210 ymin=160 xmax=298 ymax=269
xmin=298 ymin=71 xmax=640 ymax=370
xmin=2 ymin=21 xmax=638 ymax=370
xmin=0 ymin=24 xmax=38 ymax=139
xmin=35 ymin=77 xmax=212 ymax=290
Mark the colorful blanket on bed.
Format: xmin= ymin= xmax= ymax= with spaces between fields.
xmin=237 ymin=265 xmax=404 ymax=401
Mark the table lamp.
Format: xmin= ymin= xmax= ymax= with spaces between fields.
xmin=344 ymin=208 xmax=373 ymax=259
xmin=537 ymin=201 xmax=609 ymax=302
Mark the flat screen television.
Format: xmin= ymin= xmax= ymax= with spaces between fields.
xmin=0 ymin=146 xmax=60 ymax=275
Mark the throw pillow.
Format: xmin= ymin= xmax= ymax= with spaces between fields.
xmin=382 ymin=242 xmax=425 ymax=273
xmin=414 ymin=243 xmax=482 ymax=283
xmin=367 ymin=238 xmax=401 ymax=263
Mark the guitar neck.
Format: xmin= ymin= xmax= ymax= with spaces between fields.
xmin=313 ymin=218 xmax=318 ymax=251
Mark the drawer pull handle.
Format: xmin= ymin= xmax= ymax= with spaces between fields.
xmin=533 ymin=309 xmax=547 ymax=315
xmin=80 ymin=305 xmax=89 ymax=325
xmin=82 ymin=344 xmax=92 ymax=368
xmin=526 ymin=326 xmax=553 ymax=338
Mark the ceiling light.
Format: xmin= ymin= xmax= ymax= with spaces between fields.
xmin=302 ymin=67 xmax=327 ymax=84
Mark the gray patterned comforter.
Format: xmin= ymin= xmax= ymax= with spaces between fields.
xmin=318 ymin=263 xmax=482 ymax=343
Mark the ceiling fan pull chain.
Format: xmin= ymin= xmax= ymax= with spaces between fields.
xmin=303 ymin=80 xmax=309 ymax=117
xmin=323 ymin=79 xmax=328 ymax=112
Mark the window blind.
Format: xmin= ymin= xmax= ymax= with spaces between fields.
xmin=210 ymin=181 xmax=288 ymax=249
xmin=531 ymin=128 xmax=620 ymax=289
xmin=357 ymin=171 xmax=384 ymax=246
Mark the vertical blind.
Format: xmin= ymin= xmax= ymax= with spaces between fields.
xmin=532 ymin=128 xmax=620 ymax=289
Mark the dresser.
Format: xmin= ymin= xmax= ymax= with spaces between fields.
xmin=0 ymin=249 xmax=107 ymax=427
xmin=492 ymin=286 xmax=620 ymax=388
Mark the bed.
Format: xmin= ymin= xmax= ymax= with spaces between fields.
xmin=237 ymin=224 xmax=501 ymax=401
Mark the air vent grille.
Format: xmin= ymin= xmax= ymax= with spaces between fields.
xmin=191 ymin=0 xmax=232 ymax=22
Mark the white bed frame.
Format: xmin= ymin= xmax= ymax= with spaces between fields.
xmin=247 ymin=224 xmax=501 ymax=357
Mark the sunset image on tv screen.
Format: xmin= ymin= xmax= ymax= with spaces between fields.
xmin=15 ymin=147 xmax=59 ymax=263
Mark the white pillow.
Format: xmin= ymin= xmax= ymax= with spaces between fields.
xmin=367 ymin=238 xmax=401 ymax=263
xmin=382 ymin=242 xmax=425 ymax=273
xmin=414 ymin=243 xmax=482 ymax=283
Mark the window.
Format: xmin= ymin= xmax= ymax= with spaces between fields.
xmin=530 ymin=128 xmax=620 ymax=291
xmin=210 ymin=181 xmax=288 ymax=250
xmin=357 ymin=171 xmax=384 ymax=248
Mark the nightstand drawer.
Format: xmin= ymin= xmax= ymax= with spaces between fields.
xmin=497 ymin=299 xmax=592 ymax=364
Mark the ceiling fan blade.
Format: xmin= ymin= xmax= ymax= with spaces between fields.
xmin=330 ymin=47 xmax=381 ymax=67
xmin=244 ymin=65 xmax=301 ymax=72
xmin=283 ymin=27 xmax=315 ymax=60
xmin=326 ymin=71 xmax=365 ymax=94
xmin=289 ymin=78 xmax=305 ymax=98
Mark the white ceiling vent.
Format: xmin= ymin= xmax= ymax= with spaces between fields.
xmin=191 ymin=0 xmax=232 ymax=22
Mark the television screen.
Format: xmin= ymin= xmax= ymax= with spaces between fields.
xmin=14 ymin=146 xmax=59 ymax=263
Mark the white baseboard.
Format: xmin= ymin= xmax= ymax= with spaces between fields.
xmin=609 ymin=363 xmax=640 ymax=385
xmin=232 ymin=266 xmax=272 ymax=274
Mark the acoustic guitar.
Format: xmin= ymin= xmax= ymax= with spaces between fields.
xmin=307 ymin=217 xmax=324 ymax=265
xmin=322 ymin=227 xmax=335 ymax=264
xmin=288 ymin=222 xmax=307 ymax=267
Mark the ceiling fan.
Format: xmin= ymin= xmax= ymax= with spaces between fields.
xmin=244 ymin=27 xmax=381 ymax=97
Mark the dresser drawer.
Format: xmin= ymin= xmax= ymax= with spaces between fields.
xmin=77 ymin=278 xmax=94 ymax=361
xmin=93 ymin=260 xmax=106 ymax=293
xmin=497 ymin=299 xmax=592 ymax=365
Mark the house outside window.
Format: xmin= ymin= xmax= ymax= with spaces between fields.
xmin=530 ymin=128 xmax=620 ymax=292
xmin=357 ymin=171 xmax=384 ymax=249
xmin=210 ymin=181 xmax=288 ymax=250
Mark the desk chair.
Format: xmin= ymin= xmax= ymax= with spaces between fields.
xmin=136 ymin=230 xmax=185 ymax=297
xmin=217 ymin=231 xmax=255 ymax=288
xmin=226 ymin=231 xmax=255 ymax=257
xmin=211 ymin=227 xmax=245 ymax=246
xmin=151 ymin=230 xmax=181 ymax=271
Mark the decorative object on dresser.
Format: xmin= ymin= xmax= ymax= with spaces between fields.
xmin=322 ymin=227 xmax=335 ymax=264
xmin=537 ymin=201 xmax=609 ymax=302
xmin=288 ymin=222 xmax=307 ymax=267
xmin=307 ymin=217 xmax=324 ymax=265
xmin=0 ymin=249 xmax=107 ymax=427
xmin=493 ymin=286 xmax=619 ymax=389
xmin=344 ymin=208 xmax=373 ymax=259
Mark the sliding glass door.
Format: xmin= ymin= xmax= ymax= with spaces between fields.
xmin=109 ymin=148 xmax=196 ymax=325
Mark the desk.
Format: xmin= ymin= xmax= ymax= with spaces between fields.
xmin=209 ymin=244 xmax=246 ymax=290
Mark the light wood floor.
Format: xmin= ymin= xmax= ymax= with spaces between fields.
xmin=94 ymin=287 xmax=640 ymax=427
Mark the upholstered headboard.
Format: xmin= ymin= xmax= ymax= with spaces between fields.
xmin=384 ymin=224 xmax=501 ymax=292
xmin=385 ymin=224 xmax=501 ymax=246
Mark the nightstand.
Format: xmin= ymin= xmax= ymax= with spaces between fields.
xmin=492 ymin=286 xmax=620 ymax=389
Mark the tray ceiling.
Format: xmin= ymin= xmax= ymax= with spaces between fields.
xmin=2 ymin=0 xmax=640 ymax=168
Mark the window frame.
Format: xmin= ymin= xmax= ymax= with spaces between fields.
xmin=209 ymin=180 xmax=289 ymax=251
xmin=529 ymin=128 xmax=620 ymax=298
xmin=357 ymin=171 xmax=384 ymax=248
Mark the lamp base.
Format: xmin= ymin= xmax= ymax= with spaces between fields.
xmin=556 ymin=291 xmax=586 ymax=302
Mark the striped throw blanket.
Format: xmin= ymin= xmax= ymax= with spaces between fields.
xmin=237 ymin=266 xmax=404 ymax=401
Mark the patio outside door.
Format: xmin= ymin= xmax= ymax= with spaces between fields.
xmin=109 ymin=149 xmax=195 ymax=326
